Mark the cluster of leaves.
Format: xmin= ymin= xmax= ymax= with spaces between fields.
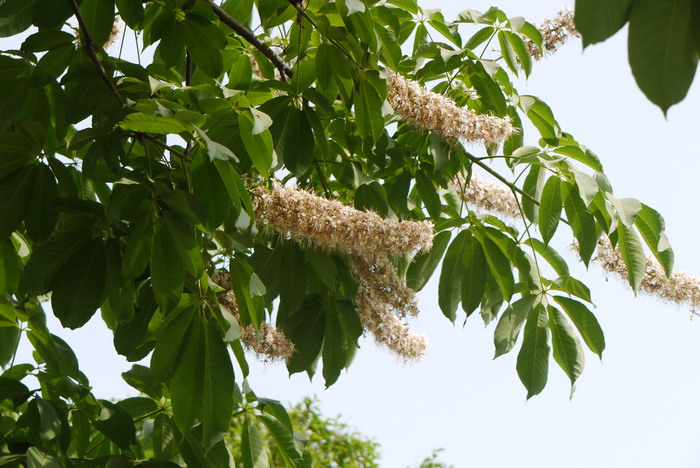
xmin=228 ymin=397 xmax=381 ymax=467
xmin=0 ymin=0 xmax=674 ymax=465
xmin=574 ymin=0 xmax=700 ymax=113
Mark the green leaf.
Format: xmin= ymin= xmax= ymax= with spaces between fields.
xmin=183 ymin=14 xmax=227 ymax=78
xmin=553 ymin=295 xmax=605 ymax=358
xmin=121 ymin=208 xmax=154 ymax=280
xmin=115 ymin=0 xmax=144 ymax=29
xmin=257 ymin=414 xmax=303 ymax=463
xmin=202 ymin=317 xmax=234 ymax=449
xmin=241 ymin=416 xmax=267 ymax=468
xmin=223 ymin=0 xmax=254 ymax=24
xmin=461 ymin=234 xmax=487 ymax=316
xmin=0 ymin=132 xmax=37 ymax=180
xmin=628 ymin=0 xmax=698 ymax=113
xmin=51 ymin=239 xmax=106 ymax=329
xmin=608 ymin=195 xmax=641 ymax=227
xmin=0 ymin=376 xmax=30 ymax=405
xmin=239 ymin=111 xmax=273 ymax=178
xmin=0 ymin=0 xmax=36 ymax=37
xmin=284 ymin=295 xmax=326 ymax=375
xmin=634 ymin=203 xmax=674 ymax=276
xmin=19 ymin=228 xmax=91 ymax=296
xmin=538 ymin=176 xmax=562 ymax=244
xmin=616 ymin=223 xmax=647 ymax=292
xmin=151 ymin=217 xmax=184 ymax=312
xmin=278 ymin=244 xmax=308 ymax=316
xmin=322 ymin=303 xmax=346 ymax=387
xmin=553 ymin=145 xmax=604 ymax=172
xmin=552 ymin=275 xmax=592 ymax=303
xmin=150 ymin=305 xmax=195 ymax=382
xmin=0 ymin=239 xmax=20 ymax=295
xmin=575 ymin=0 xmax=634 ymax=46
xmin=493 ymin=295 xmax=536 ymax=358
xmin=562 ymin=181 xmax=597 ymax=266
xmin=506 ymin=30 xmax=532 ymax=77
xmin=0 ymin=77 xmax=30 ymax=131
xmin=0 ymin=166 xmax=34 ymax=239
xmin=355 ymin=76 xmax=384 ymax=144
xmin=171 ymin=314 xmax=204 ymax=432
xmin=79 ymin=0 xmax=116 ymax=48
xmin=191 ymin=150 xmax=230 ymax=231
xmin=271 ymin=107 xmax=314 ymax=177
xmin=25 ymin=163 xmax=59 ymax=242
xmin=477 ymin=234 xmax=514 ymax=301
xmin=438 ymin=231 xmax=469 ymax=321
xmin=525 ymin=238 xmax=569 ymax=276
xmin=407 ymin=231 xmax=451 ymax=292
xmin=521 ymin=165 xmax=544 ymax=223
xmin=33 ymin=43 xmax=75 ymax=85
xmin=516 ymin=304 xmax=550 ymax=399
xmin=163 ymin=211 xmax=204 ymax=278
xmin=94 ymin=400 xmax=137 ymax=450
xmin=497 ymin=30 xmax=519 ymax=75
xmin=26 ymin=447 xmax=61 ymax=468
xmin=519 ymin=95 xmax=561 ymax=139
xmin=119 ymin=113 xmax=189 ymax=134
xmin=415 ymin=171 xmax=441 ymax=218
xmin=547 ymin=305 xmax=585 ymax=386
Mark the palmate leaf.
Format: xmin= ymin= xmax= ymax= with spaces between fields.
xmin=407 ymin=230 xmax=451 ymax=292
xmin=547 ymin=305 xmax=585 ymax=386
xmin=493 ymin=295 xmax=536 ymax=358
xmin=516 ymin=304 xmax=550 ymax=399
xmin=628 ymin=0 xmax=698 ymax=113
xmin=51 ymin=239 xmax=107 ymax=329
xmin=553 ymin=295 xmax=605 ymax=358
xmin=538 ymin=176 xmax=562 ymax=244
xmin=562 ymin=181 xmax=597 ymax=266
xmin=202 ymin=316 xmax=235 ymax=449
xmin=575 ymin=0 xmax=634 ymax=46
xmin=634 ymin=203 xmax=674 ymax=276
xmin=151 ymin=217 xmax=184 ymax=313
xmin=241 ymin=416 xmax=268 ymax=468
xmin=438 ymin=231 xmax=469 ymax=321
xmin=616 ymin=223 xmax=647 ymax=292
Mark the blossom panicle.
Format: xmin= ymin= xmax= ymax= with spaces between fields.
xmin=386 ymin=73 xmax=514 ymax=145
xmin=527 ymin=8 xmax=579 ymax=60
xmin=213 ymin=270 xmax=294 ymax=361
xmin=592 ymin=238 xmax=700 ymax=309
xmin=254 ymin=180 xmax=434 ymax=257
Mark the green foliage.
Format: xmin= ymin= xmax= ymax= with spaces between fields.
xmin=0 ymin=0 xmax=675 ymax=465
xmin=575 ymin=0 xmax=699 ymax=113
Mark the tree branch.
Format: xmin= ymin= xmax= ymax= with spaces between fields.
xmin=68 ymin=0 xmax=126 ymax=108
xmin=202 ymin=0 xmax=294 ymax=80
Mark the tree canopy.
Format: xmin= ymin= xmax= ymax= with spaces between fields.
xmin=0 ymin=0 xmax=683 ymax=466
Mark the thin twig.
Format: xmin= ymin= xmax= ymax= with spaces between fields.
xmin=202 ymin=0 xmax=294 ymax=80
xmin=68 ymin=0 xmax=126 ymax=108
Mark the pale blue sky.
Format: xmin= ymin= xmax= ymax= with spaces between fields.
xmin=12 ymin=1 xmax=700 ymax=466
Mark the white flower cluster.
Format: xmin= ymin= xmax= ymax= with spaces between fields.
xmin=451 ymin=173 xmax=521 ymax=218
xmin=454 ymin=174 xmax=699 ymax=312
xmin=254 ymin=181 xmax=432 ymax=359
xmin=212 ymin=270 xmax=294 ymax=361
xmin=254 ymin=180 xmax=433 ymax=256
xmin=526 ymin=8 xmax=579 ymax=60
xmin=592 ymin=238 xmax=700 ymax=310
xmin=386 ymin=72 xmax=514 ymax=145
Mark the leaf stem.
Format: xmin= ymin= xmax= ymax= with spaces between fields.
xmin=68 ymin=0 xmax=126 ymax=108
xmin=202 ymin=0 xmax=293 ymax=80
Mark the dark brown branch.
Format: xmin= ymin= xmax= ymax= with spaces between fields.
xmin=68 ymin=0 xmax=126 ymax=108
xmin=202 ymin=0 xmax=294 ymax=79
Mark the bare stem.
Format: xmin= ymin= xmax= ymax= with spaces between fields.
xmin=68 ymin=0 xmax=126 ymax=108
xmin=202 ymin=0 xmax=294 ymax=80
